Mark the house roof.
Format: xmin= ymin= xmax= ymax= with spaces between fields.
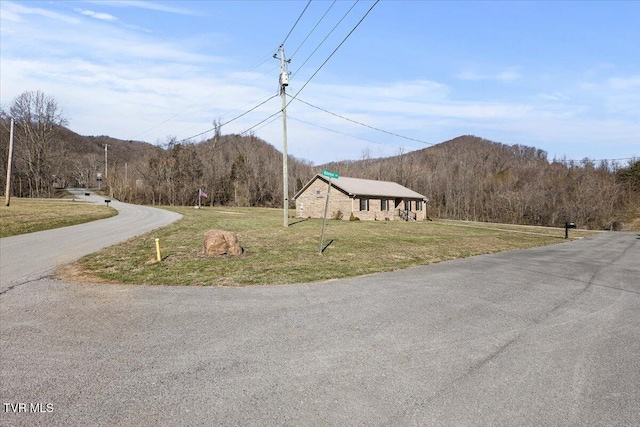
xmin=294 ymin=174 xmax=428 ymax=200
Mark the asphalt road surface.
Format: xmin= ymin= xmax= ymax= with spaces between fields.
xmin=0 ymin=189 xmax=182 ymax=293
xmin=1 ymin=202 xmax=638 ymax=425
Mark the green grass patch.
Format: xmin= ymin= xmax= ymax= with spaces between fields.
xmin=70 ymin=207 xmax=599 ymax=287
xmin=0 ymin=197 xmax=117 ymax=237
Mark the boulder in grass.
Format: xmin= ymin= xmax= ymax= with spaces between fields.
xmin=203 ymin=230 xmax=242 ymax=256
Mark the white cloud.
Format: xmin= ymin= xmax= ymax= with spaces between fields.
xmin=456 ymin=68 xmax=521 ymax=82
xmin=537 ymin=92 xmax=569 ymax=101
xmin=76 ymin=9 xmax=119 ymax=22
xmin=607 ymin=75 xmax=640 ymax=90
xmin=575 ymin=75 xmax=640 ymax=117
xmin=85 ymin=0 xmax=199 ymax=16
xmin=496 ymin=70 xmax=521 ymax=81
xmin=1 ymin=1 xmax=79 ymax=24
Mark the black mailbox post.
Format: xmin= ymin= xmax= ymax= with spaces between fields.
xmin=105 ymin=199 xmax=111 ymax=207
xmin=565 ymin=221 xmax=577 ymax=239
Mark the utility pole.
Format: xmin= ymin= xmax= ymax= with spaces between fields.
xmin=275 ymin=45 xmax=291 ymax=227
xmin=4 ymin=119 xmax=15 ymax=206
xmin=104 ymin=144 xmax=108 ymax=181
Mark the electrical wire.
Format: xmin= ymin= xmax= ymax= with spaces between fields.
xmin=289 ymin=115 xmax=395 ymax=148
xmin=177 ymin=94 xmax=279 ymax=142
xmin=235 ymin=1 xmax=379 ymax=142
xmin=291 ymin=95 xmax=435 ymax=146
xmin=290 ymin=0 xmax=337 ymax=60
xmin=131 ymin=49 xmax=278 ymax=141
xmin=289 ymin=98 xmax=640 ymax=163
xmin=239 ymin=110 xmax=283 ymax=136
xmin=246 ymin=113 xmax=281 ymax=134
xmin=281 ymin=0 xmax=312 ymax=46
xmin=290 ymin=1 xmax=359 ymax=80
xmin=286 ymin=0 xmax=379 ymax=109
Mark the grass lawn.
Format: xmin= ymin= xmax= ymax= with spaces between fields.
xmin=66 ymin=206 xmax=598 ymax=287
xmin=0 ymin=197 xmax=117 ymax=238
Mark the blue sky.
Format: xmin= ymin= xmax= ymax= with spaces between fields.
xmin=1 ymin=0 xmax=638 ymax=165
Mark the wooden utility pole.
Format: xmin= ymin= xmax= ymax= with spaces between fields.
xmin=277 ymin=45 xmax=291 ymax=227
xmin=4 ymin=119 xmax=15 ymax=206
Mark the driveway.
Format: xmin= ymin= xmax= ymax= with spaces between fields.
xmin=0 ymin=189 xmax=182 ymax=293
xmin=1 ymin=201 xmax=638 ymax=425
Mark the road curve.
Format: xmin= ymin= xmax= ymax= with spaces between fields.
xmin=1 ymin=228 xmax=638 ymax=426
xmin=0 ymin=189 xmax=182 ymax=293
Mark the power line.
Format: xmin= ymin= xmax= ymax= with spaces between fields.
xmin=290 ymin=0 xmax=337 ymax=59
xmin=290 ymin=97 xmax=640 ymax=163
xmin=555 ymin=156 xmax=638 ymax=164
xmin=177 ymin=94 xmax=279 ymax=142
xmin=289 ymin=115 xmax=397 ymax=148
xmin=281 ymin=0 xmax=312 ymax=46
xmin=286 ymin=0 xmax=379 ymax=110
xmin=239 ymin=110 xmax=283 ymax=136
xmin=235 ymin=1 xmax=379 ymax=142
xmin=132 ymin=1 xmax=377 ymax=149
xmin=292 ymin=95 xmax=435 ymax=146
xmin=248 ymin=113 xmax=281 ymax=134
xmin=290 ymin=1 xmax=359 ymax=80
xmin=131 ymin=49 xmax=278 ymax=141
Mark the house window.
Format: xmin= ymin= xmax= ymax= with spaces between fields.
xmin=405 ymin=200 xmax=412 ymax=211
xmin=316 ymin=190 xmax=322 ymax=198
xmin=381 ymin=199 xmax=387 ymax=211
xmin=360 ymin=198 xmax=369 ymax=211
xmin=416 ymin=200 xmax=422 ymax=211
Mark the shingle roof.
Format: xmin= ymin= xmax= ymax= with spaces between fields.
xmin=295 ymin=175 xmax=428 ymax=200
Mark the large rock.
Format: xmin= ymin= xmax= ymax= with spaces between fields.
xmin=203 ymin=230 xmax=242 ymax=256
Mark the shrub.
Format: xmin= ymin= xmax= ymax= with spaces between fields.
xmin=331 ymin=209 xmax=343 ymax=220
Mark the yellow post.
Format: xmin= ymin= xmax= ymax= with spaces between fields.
xmin=155 ymin=238 xmax=161 ymax=262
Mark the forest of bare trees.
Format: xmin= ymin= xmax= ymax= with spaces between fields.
xmin=325 ymin=136 xmax=639 ymax=230
xmin=2 ymin=92 xmax=638 ymax=230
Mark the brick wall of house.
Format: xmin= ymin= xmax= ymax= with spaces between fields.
xmin=353 ymin=198 xmax=425 ymax=221
xmin=296 ymin=178 xmax=427 ymax=221
xmin=296 ymin=179 xmax=352 ymax=220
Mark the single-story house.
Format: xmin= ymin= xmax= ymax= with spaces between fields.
xmin=294 ymin=174 xmax=429 ymax=221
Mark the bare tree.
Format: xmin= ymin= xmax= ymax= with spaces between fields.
xmin=5 ymin=90 xmax=68 ymax=197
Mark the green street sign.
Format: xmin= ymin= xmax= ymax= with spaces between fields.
xmin=322 ymin=169 xmax=339 ymax=179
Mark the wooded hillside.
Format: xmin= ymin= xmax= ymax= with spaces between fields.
xmin=1 ymin=118 xmax=638 ymax=230
xmin=324 ymin=136 xmax=639 ymax=230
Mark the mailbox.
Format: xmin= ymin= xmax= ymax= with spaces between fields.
xmin=104 ymin=199 xmax=111 ymax=207
xmin=84 ymin=192 xmax=90 ymax=196
xmin=565 ymin=221 xmax=577 ymax=238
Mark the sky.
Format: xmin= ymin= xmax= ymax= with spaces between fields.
xmin=1 ymin=0 xmax=639 ymax=165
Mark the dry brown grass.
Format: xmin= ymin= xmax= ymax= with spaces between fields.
xmin=0 ymin=197 xmax=116 ymax=238
xmin=66 ymin=207 xmax=599 ymax=287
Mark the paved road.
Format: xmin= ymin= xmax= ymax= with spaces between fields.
xmin=0 ymin=189 xmax=182 ymax=293
xmin=1 ymin=212 xmax=638 ymax=425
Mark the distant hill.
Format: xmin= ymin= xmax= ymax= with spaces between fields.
xmin=318 ymin=135 xmax=638 ymax=229
xmin=56 ymin=127 xmax=162 ymax=164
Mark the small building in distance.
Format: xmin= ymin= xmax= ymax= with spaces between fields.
xmin=294 ymin=174 xmax=428 ymax=221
